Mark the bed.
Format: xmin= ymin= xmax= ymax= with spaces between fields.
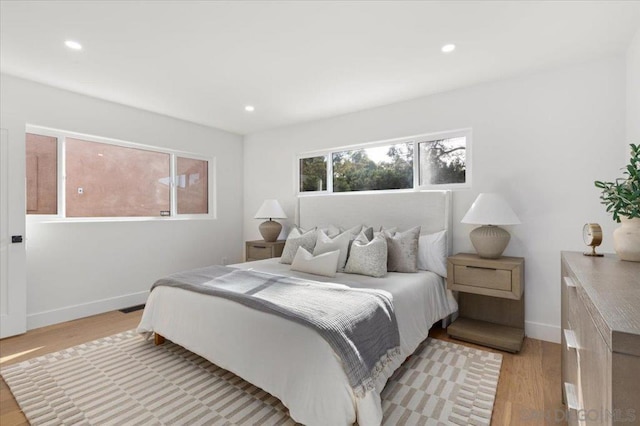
xmin=137 ymin=191 xmax=458 ymax=426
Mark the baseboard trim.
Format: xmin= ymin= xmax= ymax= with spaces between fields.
xmin=27 ymin=291 xmax=149 ymax=331
xmin=525 ymin=320 xmax=561 ymax=343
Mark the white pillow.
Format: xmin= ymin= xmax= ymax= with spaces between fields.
xmin=319 ymin=224 xmax=341 ymax=238
xmin=313 ymin=229 xmax=351 ymax=270
xmin=343 ymin=224 xmax=364 ymax=237
xmin=417 ymin=230 xmax=448 ymax=277
xmin=344 ymin=232 xmax=388 ymax=278
xmin=280 ymin=227 xmax=317 ymax=264
xmin=291 ymin=247 xmax=340 ymax=277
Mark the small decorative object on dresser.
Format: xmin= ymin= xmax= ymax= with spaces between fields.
xmin=461 ymin=193 xmax=521 ymax=259
xmin=561 ymin=252 xmax=639 ymax=423
xmin=254 ymin=199 xmax=287 ymax=242
xmin=582 ymin=223 xmax=604 ymax=256
xmin=245 ymin=240 xmax=285 ymax=262
xmin=446 ymin=253 xmax=524 ymax=352
xmin=594 ymin=143 xmax=640 ymax=262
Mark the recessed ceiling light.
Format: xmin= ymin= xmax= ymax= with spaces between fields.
xmin=65 ymin=40 xmax=82 ymax=50
xmin=244 ymin=105 xmax=255 ymax=112
xmin=441 ymin=44 xmax=456 ymax=53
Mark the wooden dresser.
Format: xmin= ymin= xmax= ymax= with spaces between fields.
xmin=561 ymin=252 xmax=640 ymax=425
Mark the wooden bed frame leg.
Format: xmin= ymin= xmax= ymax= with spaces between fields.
xmin=154 ymin=333 xmax=165 ymax=345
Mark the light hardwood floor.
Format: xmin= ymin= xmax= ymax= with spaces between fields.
xmin=0 ymin=311 xmax=565 ymax=425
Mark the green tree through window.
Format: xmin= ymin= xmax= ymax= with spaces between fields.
xmin=332 ymin=143 xmax=413 ymax=192
xmin=300 ymin=156 xmax=327 ymax=192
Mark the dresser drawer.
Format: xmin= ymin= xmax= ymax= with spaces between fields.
xmin=453 ymin=265 xmax=511 ymax=291
xmin=247 ymin=244 xmax=272 ymax=260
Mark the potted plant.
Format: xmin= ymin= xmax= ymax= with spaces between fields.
xmin=594 ymin=143 xmax=640 ymax=261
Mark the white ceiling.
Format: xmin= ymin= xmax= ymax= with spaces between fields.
xmin=2 ymin=1 xmax=639 ymax=135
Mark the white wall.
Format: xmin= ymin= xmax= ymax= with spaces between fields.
xmin=1 ymin=74 xmax=244 ymax=329
xmin=244 ymin=57 xmax=627 ymax=343
xmin=628 ymin=28 xmax=640 ymax=144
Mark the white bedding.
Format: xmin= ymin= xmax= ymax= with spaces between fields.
xmin=137 ymin=259 xmax=457 ymax=426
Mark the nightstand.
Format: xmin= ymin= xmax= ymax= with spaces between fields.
xmin=245 ymin=240 xmax=285 ymax=262
xmin=446 ymin=253 xmax=525 ymax=353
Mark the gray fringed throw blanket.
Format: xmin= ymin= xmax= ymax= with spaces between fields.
xmin=151 ymin=266 xmax=401 ymax=397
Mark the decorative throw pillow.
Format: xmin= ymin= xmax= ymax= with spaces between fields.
xmin=314 ymin=229 xmax=351 ymax=270
xmin=344 ymin=232 xmax=388 ymax=278
xmin=343 ymin=224 xmax=364 ymax=237
xmin=291 ymin=247 xmax=340 ymax=277
xmin=361 ymin=226 xmax=374 ymax=242
xmin=384 ymin=226 xmax=421 ymax=273
xmin=319 ymin=224 xmax=341 ymax=238
xmin=417 ymin=230 xmax=448 ymax=277
xmin=374 ymin=226 xmax=397 ymax=238
xmin=280 ymin=227 xmax=317 ymax=264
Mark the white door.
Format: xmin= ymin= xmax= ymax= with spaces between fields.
xmin=0 ymin=128 xmax=27 ymax=338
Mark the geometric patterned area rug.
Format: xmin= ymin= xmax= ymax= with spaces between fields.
xmin=1 ymin=330 xmax=502 ymax=426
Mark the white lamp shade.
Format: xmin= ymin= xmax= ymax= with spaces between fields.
xmin=461 ymin=193 xmax=521 ymax=225
xmin=254 ymin=199 xmax=287 ymax=219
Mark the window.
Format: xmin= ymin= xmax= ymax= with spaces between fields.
xmin=65 ymin=138 xmax=171 ymax=217
xmin=418 ymin=136 xmax=467 ymax=186
xmin=297 ymin=129 xmax=470 ymax=194
xmin=332 ymin=143 xmax=413 ymax=192
xmin=26 ymin=133 xmax=58 ymax=214
xmin=176 ymin=157 xmax=208 ymax=214
xmin=25 ymin=127 xmax=213 ymax=219
xmin=299 ymin=156 xmax=327 ymax=192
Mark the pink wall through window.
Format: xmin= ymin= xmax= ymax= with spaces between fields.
xmin=177 ymin=157 xmax=208 ymax=214
xmin=65 ymin=138 xmax=170 ymax=217
xmin=26 ymin=133 xmax=58 ymax=214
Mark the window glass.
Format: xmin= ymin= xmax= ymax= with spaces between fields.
xmin=26 ymin=133 xmax=58 ymax=214
xmin=65 ymin=138 xmax=171 ymax=217
xmin=332 ymin=143 xmax=413 ymax=192
xmin=300 ymin=156 xmax=327 ymax=192
xmin=177 ymin=157 xmax=208 ymax=214
xmin=418 ymin=137 xmax=467 ymax=186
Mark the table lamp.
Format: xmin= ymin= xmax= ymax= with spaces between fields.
xmin=254 ymin=199 xmax=287 ymax=242
xmin=461 ymin=193 xmax=521 ymax=259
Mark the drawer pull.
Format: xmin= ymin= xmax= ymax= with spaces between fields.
xmin=564 ymin=329 xmax=577 ymax=350
xmin=465 ymin=265 xmax=498 ymax=271
xmin=563 ymin=276 xmax=577 ymax=289
xmin=564 ymin=382 xmax=580 ymax=410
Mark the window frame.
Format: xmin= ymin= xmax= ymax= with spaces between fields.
xmin=296 ymin=128 xmax=472 ymax=196
xmin=26 ymin=125 xmax=216 ymax=222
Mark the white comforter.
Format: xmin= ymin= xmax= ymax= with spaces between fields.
xmin=137 ymin=259 xmax=457 ymax=426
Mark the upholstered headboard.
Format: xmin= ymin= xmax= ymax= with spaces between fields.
xmin=297 ymin=191 xmax=453 ymax=254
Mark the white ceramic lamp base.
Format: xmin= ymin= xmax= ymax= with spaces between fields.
xmin=470 ymin=225 xmax=511 ymax=259
xmin=259 ymin=220 xmax=282 ymax=242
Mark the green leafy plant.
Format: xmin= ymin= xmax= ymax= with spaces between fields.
xmin=594 ymin=144 xmax=640 ymax=222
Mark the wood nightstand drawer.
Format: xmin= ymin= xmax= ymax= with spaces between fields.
xmin=447 ymin=254 xmax=523 ymax=300
xmin=245 ymin=240 xmax=285 ymax=262
xmin=453 ymin=265 xmax=511 ymax=291
xmin=247 ymin=244 xmax=272 ymax=260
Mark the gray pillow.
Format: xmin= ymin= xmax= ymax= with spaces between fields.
xmin=280 ymin=227 xmax=317 ymax=264
xmin=344 ymin=232 xmax=388 ymax=278
xmin=384 ymin=226 xmax=421 ymax=273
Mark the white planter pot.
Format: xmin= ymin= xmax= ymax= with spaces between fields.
xmin=613 ymin=217 xmax=640 ymax=262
